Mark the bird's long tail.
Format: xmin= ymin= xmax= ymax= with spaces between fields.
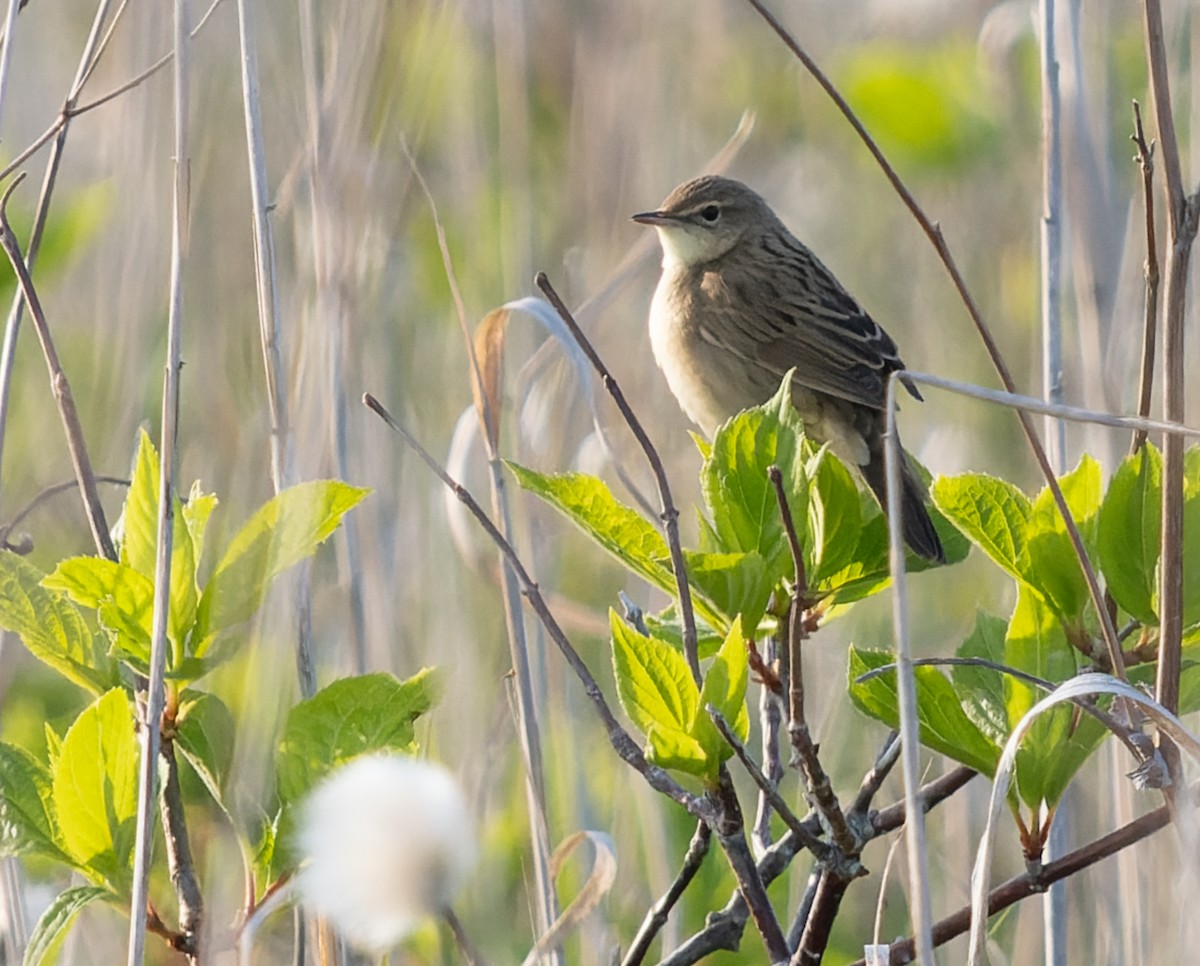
xmin=861 ymin=437 xmax=945 ymax=563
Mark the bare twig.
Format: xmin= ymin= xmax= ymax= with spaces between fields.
xmin=709 ymin=774 xmax=789 ymax=961
xmin=767 ymin=467 xmax=854 ymax=858
xmin=444 ymin=908 xmax=487 ymax=966
xmin=536 ymin=272 xmax=701 ymax=683
xmin=708 ymin=708 xmax=832 ymax=860
xmin=1130 ymin=101 xmax=1160 ymax=456
xmin=158 ymin=738 xmax=202 ymax=956
xmin=743 ymin=0 xmax=1125 ymax=680
xmin=850 ymin=801 xmax=1174 ymax=965
xmin=0 ymin=176 xmax=115 ymax=561
xmin=0 ymin=475 xmax=127 ymax=552
xmin=410 ymin=160 xmax=559 ymax=948
xmin=621 ymin=823 xmax=711 ymax=966
xmin=661 ymin=765 xmax=975 ymax=965
xmin=1142 ymin=0 xmax=1200 ymax=730
xmin=128 ymin=2 xmax=192 ymax=961
xmin=363 ymin=393 xmax=707 ymax=819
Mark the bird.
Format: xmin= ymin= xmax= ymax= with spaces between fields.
xmin=632 ymin=174 xmax=944 ymax=563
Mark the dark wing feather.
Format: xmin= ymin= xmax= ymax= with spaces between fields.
xmin=700 ymin=230 xmax=920 ymax=410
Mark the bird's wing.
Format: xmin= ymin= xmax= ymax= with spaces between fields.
xmin=701 ymin=236 xmax=921 ymax=410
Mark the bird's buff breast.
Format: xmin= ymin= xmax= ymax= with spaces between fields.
xmin=648 ymin=267 xmax=771 ymax=437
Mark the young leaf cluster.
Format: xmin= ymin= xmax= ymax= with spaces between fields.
xmin=850 ymin=445 xmax=1200 ymax=822
xmin=511 ymin=377 xmax=962 ymax=782
xmin=0 ymin=431 xmax=427 ymax=960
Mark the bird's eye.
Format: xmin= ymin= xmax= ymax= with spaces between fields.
xmin=699 ymin=204 xmax=720 ymax=223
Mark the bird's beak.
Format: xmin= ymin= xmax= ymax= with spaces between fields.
xmin=631 ymin=210 xmax=675 ymax=226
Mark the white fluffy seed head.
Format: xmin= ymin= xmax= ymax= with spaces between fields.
xmin=296 ymin=754 xmax=475 ymax=953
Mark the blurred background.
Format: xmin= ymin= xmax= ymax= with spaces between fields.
xmin=0 ymin=0 xmax=1195 ymax=962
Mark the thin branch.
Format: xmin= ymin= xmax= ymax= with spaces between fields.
xmin=621 ymin=823 xmax=711 ymax=966
xmin=1142 ymin=0 xmax=1200 ymax=731
xmin=443 ymin=908 xmax=487 ymax=966
xmin=128 ymin=1 xmax=192 ymax=961
xmin=661 ymin=765 xmax=975 ymax=965
xmin=708 ymin=708 xmax=832 ymax=860
xmin=0 ymin=176 xmax=115 ymax=561
xmin=363 ymin=393 xmax=708 ymax=819
xmin=709 ymin=773 xmax=789 ymax=962
xmin=536 ymin=272 xmax=701 ymax=683
xmin=849 ymin=801 xmax=1174 ymax=965
xmin=0 ymin=475 xmax=128 ymax=551
xmin=158 ymin=738 xmax=202 ymax=955
xmin=743 ymin=0 xmax=1125 ymax=681
xmin=767 ymin=467 xmax=854 ymax=857
xmin=411 ymin=158 xmax=558 ymax=945
xmin=1130 ymin=101 xmax=1159 ymax=456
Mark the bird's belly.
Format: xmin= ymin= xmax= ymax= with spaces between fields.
xmin=648 ymin=285 xmax=756 ymax=436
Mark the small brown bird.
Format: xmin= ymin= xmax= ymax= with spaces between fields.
xmin=633 ymin=175 xmax=944 ymax=562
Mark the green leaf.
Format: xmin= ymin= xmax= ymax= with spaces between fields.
xmin=1097 ymin=444 xmax=1160 ymax=625
xmin=1021 ymin=455 xmax=1103 ymax=621
xmin=642 ymin=606 xmax=726 ymax=661
xmin=51 ymin=689 xmax=139 ymax=891
xmin=506 ymin=464 xmax=728 ymax=630
xmin=276 ymin=669 xmax=439 ymax=805
xmin=43 ymin=558 xmax=154 ymax=666
xmin=1003 ymin=588 xmax=1091 ymax=808
xmin=848 ymin=647 xmax=1000 ymax=776
xmin=1183 ymin=448 xmax=1200 ymax=627
xmin=175 ymin=691 xmax=235 ymax=807
xmin=951 ymin=612 xmax=1011 ymax=748
xmin=182 ymin=481 xmax=219 ymax=571
xmin=119 ymin=429 xmax=160 ymax=582
xmin=932 ymin=473 xmax=1031 ymax=581
xmin=0 ymin=552 xmax=116 ymax=693
xmin=193 ymin=481 xmax=370 ymax=656
xmin=701 ymin=376 xmax=808 ymax=583
xmin=693 ymin=618 xmax=750 ymax=773
xmin=682 ymin=550 xmax=773 ymax=639
xmin=23 ymin=886 xmax=111 ymax=966
xmin=805 ymin=446 xmax=862 ymax=584
xmin=0 ymin=743 xmax=68 ymax=863
xmin=610 ymin=610 xmax=697 ymax=743
xmin=507 ymin=464 xmax=673 ymax=590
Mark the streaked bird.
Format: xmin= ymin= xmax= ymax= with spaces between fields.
xmin=633 ymin=175 xmax=944 ymax=562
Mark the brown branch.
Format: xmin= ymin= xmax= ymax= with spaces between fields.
xmin=535 ymin=271 xmax=702 ymax=684
xmin=742 ymin=0 xmax=1125 ymax=682
xmin=621 ymin=822 xmax=712 ymax=966
xmin=660 ymin=765 xmax=974 ymax=964
xmin=0 ymin=474 xmax=128 ymax=552
xmin=159 ymin=738 xmax=203 ymax=961
xmin=709 ymin=772 xmax=789 ymax=962
xmin=1129 ymin=101 xmax=1159 ymax=456
xmin=1142 ymin=0 xmax=1200 ymax=734
xmin=708 ymin=708 xmax=833 ymax=861
xmin=0 ymin=175 xmax=115 ymax=560
xmin=363 ymin=393 xmax=708 ymax=820
xmin=768 ymin=466 xmax=856 ymax=857
xmin=848 ymin=802 xmax=1173 ymax=965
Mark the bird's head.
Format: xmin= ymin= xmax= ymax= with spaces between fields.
xmin=632 ymin=175 xmax=772 ymax=268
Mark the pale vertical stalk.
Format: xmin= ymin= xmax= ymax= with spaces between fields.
xmin=884 ymin=377 xmax=934 ymax=965
xmin=127 ymin=2 xmax=190 ymax=963
xmin=1038 ymin=1 xmax=1068 ymax=962
xmin=0 ymin=0 xmax=23 ymax=128
xmin=236 ymin=0 xmax=290 ymax=495
xmin=0 ymin=0 xmax=120 ymax=506
xmin=296 ymin=0 xmax=366 ymax=675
